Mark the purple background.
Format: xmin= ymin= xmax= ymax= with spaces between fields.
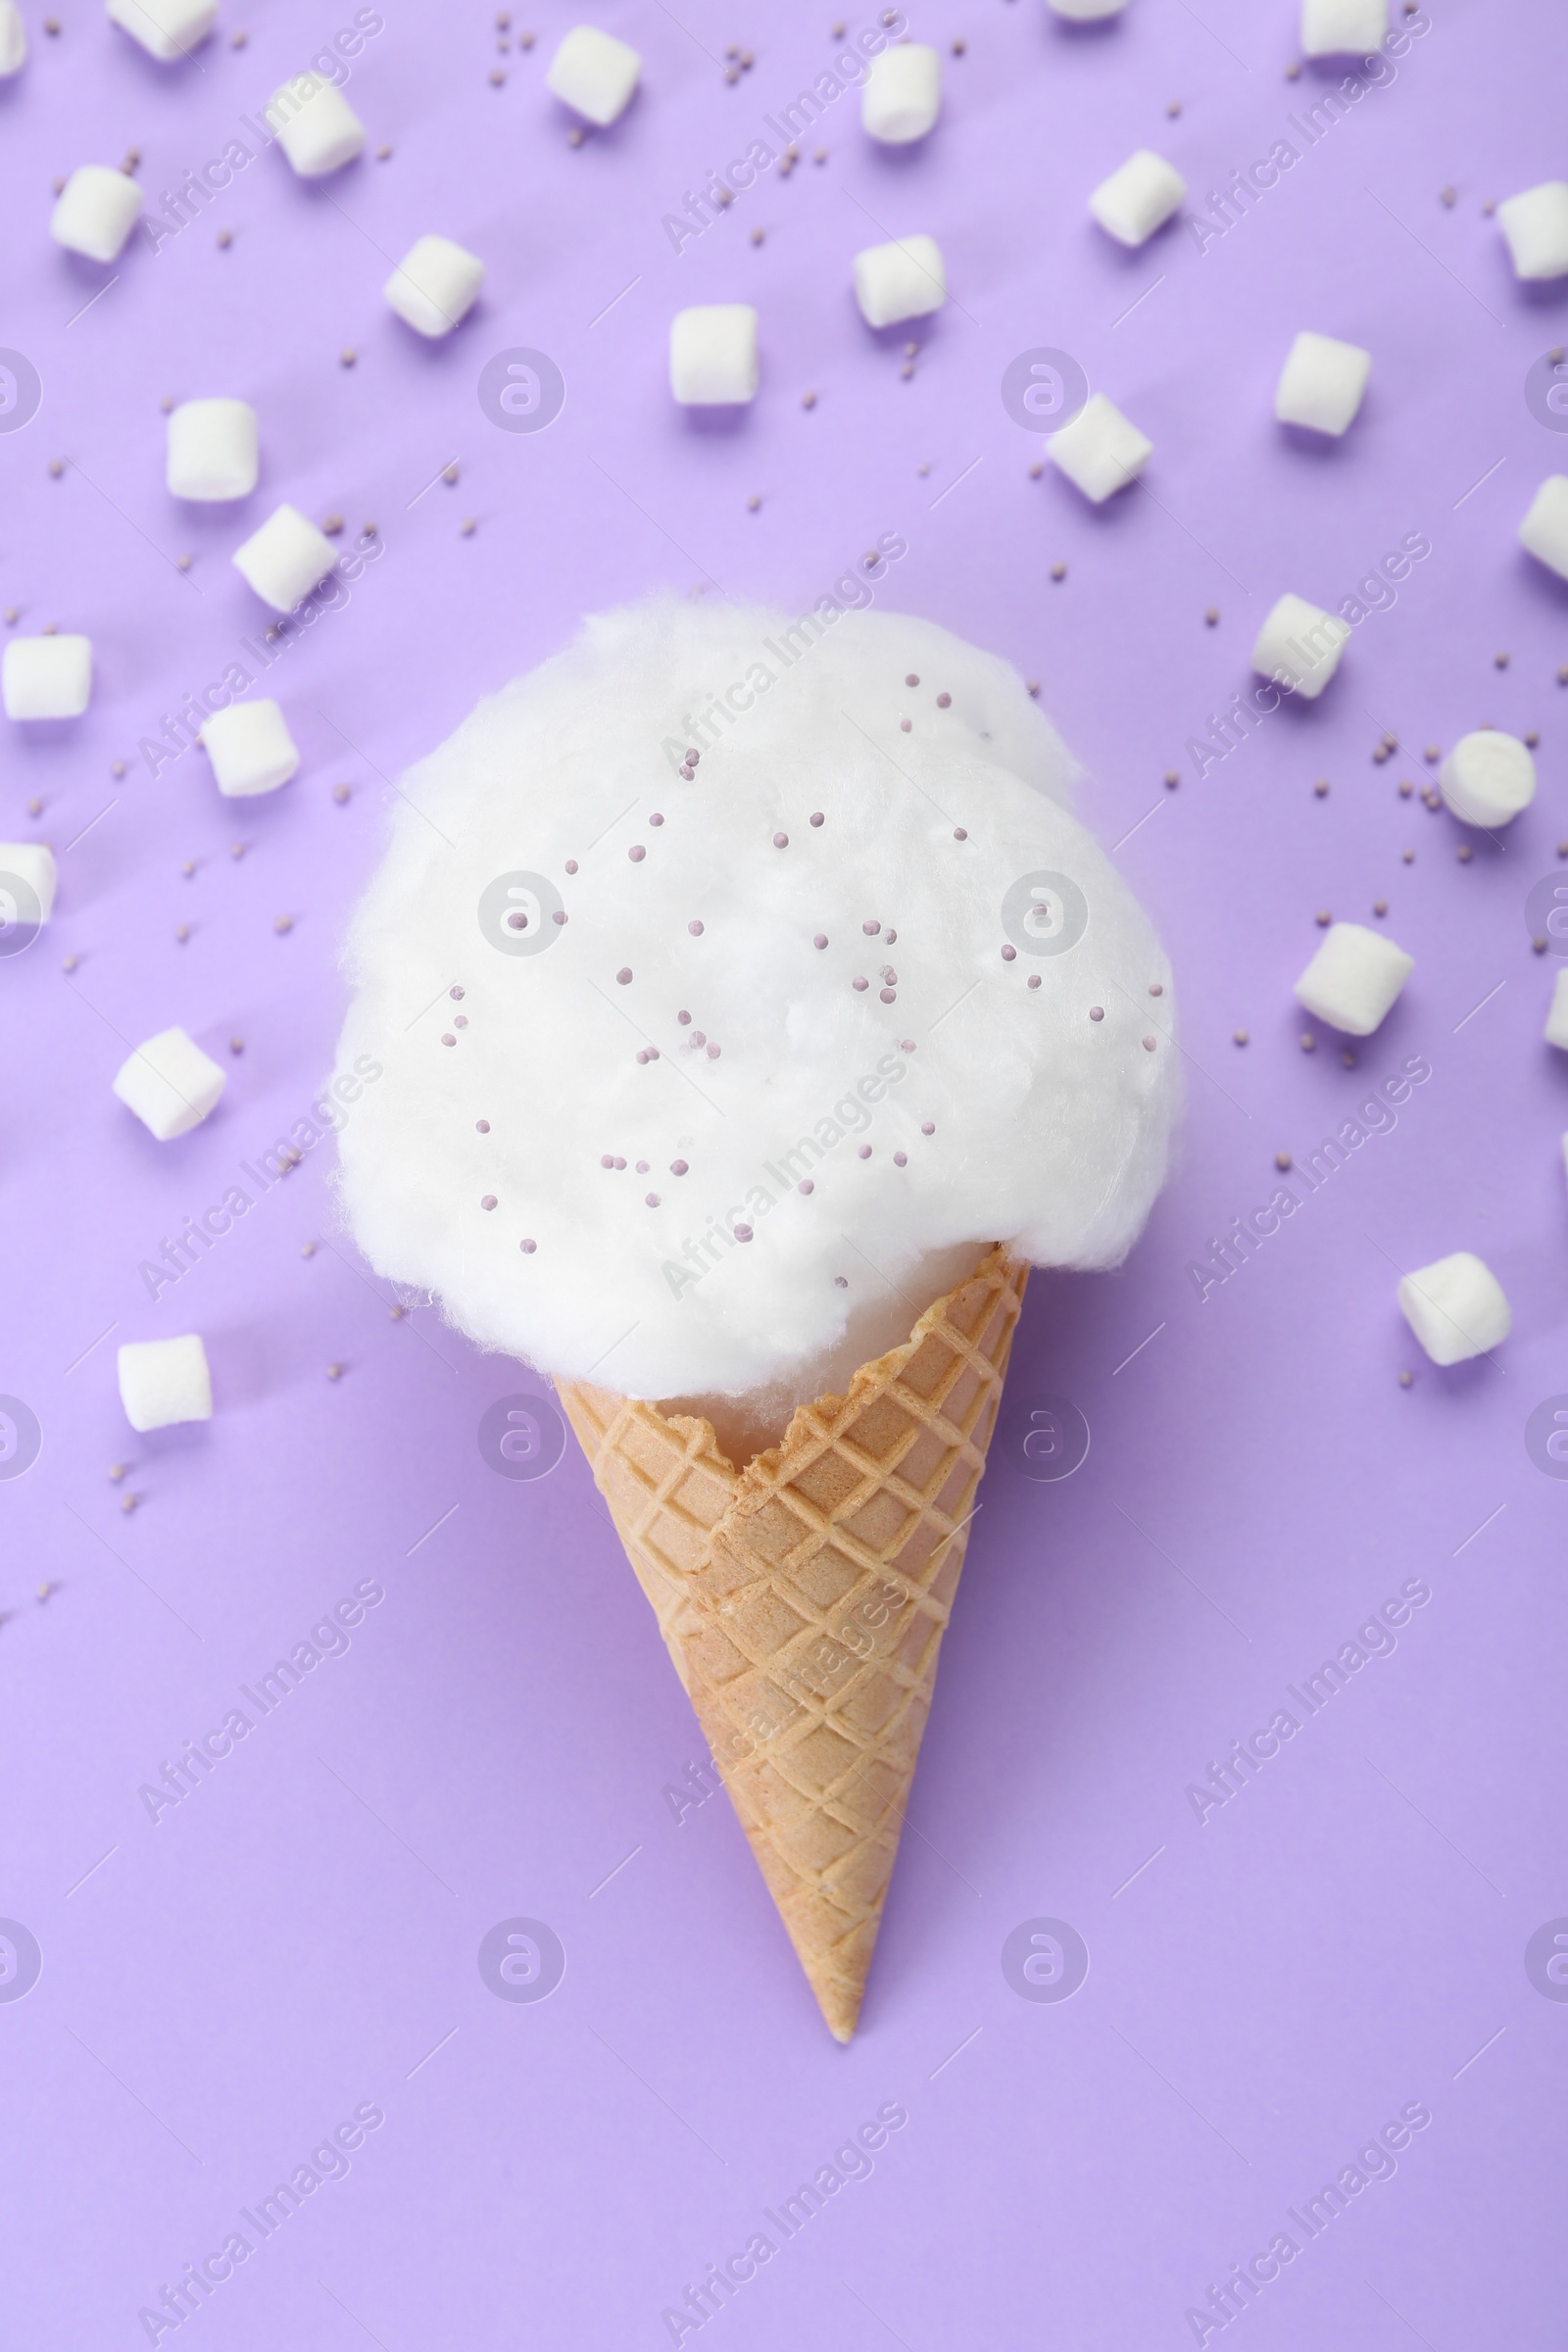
xmin=3 ymin=1 xmax=1566 ymax=2345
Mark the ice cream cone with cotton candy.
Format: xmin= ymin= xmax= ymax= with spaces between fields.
xmin=333 ymin=594 xmax=1179 ymax=2039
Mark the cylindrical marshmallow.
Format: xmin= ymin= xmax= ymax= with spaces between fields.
xmin=167 ymin=399 xmax=259 ymax=502
xmin=384 ymin=236 xmax=485 ymax=339
xmin=1089 ymin=151 xmax=1186 ymax=248
xmin=1438 ymin=732 xmax=1536 ymax=828
xmin=1050 ymin=0 xmax=1128 ymax=15
xmin=0 ymin=843 xmax=57 ymax=936
xmin=853 ymin=235 xmax=947 ymax=330
xmin=201 ymin=700 xmax=300 ymax=797
xmin=669 ymin=305 xmax=759 ymax=405
xmin=862 ymin=43 xmax=942 ymax=144
xmin=3 ymin=636 xmax=92 ymax=720
xmin=1274 ymin=331 xmax=1371 ymax=436
xmin=1048 ymin=393 xmax=1152 ymax=504
xmin=1497 ymin=183 xmax=1568 ymax=283
xmin=231 ymin=504 xmax=338 ymax=612
xmin=1251 ymin=593 xmax=1349 ymax=699
xmin=1301 ymin=0 xmax=1388 ymax=55
xmin=1397 ymin=1252 xmax=1510 ymax=1367
xmin=1545 ymin=970 xmax=1568 ymax=1053
xmin=113 ymin=1027 xmax=225 ymax=1142
xmin=107 ymin=0 xmax=218 ymax=61
xmin=118 ymin=1335 xmax=213 ymax=1432
xmin=1520 ymin=476 xmax=1568 ymax=581
xmin=1294 ymin=921 xmax=1412 ymax=1036
xmin=545 ymin=24 xmax=642 ymax=125
xmin=270 ymin=72 xmax=368 ymax=178
xmin=51 ymin=168 xmax=142 ymax=264
xmin=0 ymin=1 xmax=26 ymax=74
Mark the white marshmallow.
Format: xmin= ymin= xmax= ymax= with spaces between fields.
xmin=1047 ymin=392 xmax=1151 ymax=504
xmin=167 ymin=398 xmax=259 ymax=502
xmin=200 ymin=700 xmax=299 ymax=798
xmin=1438 ymin=731 xmax=1535 ymax=828
xmin=270 ymin=72 xmax=367 ymax=178
xmin=107 ymin=0 xmax=216 ymax=61
xmin=50 ymin=167 xmax=141 ymax=264
xmin=114 ymin=1027 xmax=225 ymax=1142
xmin=0 ymin=844 xmax=57 ymax=934
xmin=0 ymin=2 xmax=26 ymax=74
xmin=1294 ymin=921 xmax=1412 ymax=1036
xmin=1274 ymin=330 xmax=1371 ymax=436
xmin=545 ymin=24 xmax=641 ymax=126
xmin=1301 ymin=0 xmax=1388 ymax=55
xmin=384 ymin=235 xmax=485 ymax=338
xmin=669 ymin=305 xmax=759 ymax=405
xmin=1251 ymin=592 xmax=1349 ymax=699
xmin=862 ymin=43 xmax=942 ymax=145
xmin=1497 ymin=182 xmax=1568 ymax=282
xmin=853 ymin=235 xmax=946 ymax=329
xmin=231 ymin=504 xmax=337 ymax=613
xmin=1050 ymin=0 xmax=1128 ymax=14
xmin=1520 ymin=476 xmax=1568 ymax=582
xmin=3 ymin=635 xmax=91 ymax=720
xmin=1544 ymin=970 xmax=1568 ymax=1053
xmin=118 ymin=1335 xmax=213 ymax=1433
xmin=1089 ymin=151 xmax=1186 ymax=248
xmin=1397 ymin=1252 xmax=1510 ymax=1367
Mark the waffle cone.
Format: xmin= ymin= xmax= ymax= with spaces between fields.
xmin=557 ymin=1243 xmax=1028 ymax=2042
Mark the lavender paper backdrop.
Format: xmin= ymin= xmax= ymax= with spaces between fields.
xmin=2 ymin=2 xmax=1566 ymax=2346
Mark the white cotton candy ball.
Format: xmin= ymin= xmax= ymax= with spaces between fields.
xmin=332 ymin=598 xmax=1180 ymax=1427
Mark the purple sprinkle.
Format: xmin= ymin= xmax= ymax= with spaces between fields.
xmin=441 ymin=1032 xmax=456 ymax=1047
xmin=648 ymin=1048 xmax=660 ymax=1060
xmin=601 ymin=1154 xmax=614 ymax=1168
xmin=884 ymin=927 xmax=897 ymax=945
xmin=616 ymin=966 xmax=632 ymax=984
xmin=1143 ymin=1035 xmax=1156 ymax=1052
xmin=834 ymin=1274 xmax=848 ymax=1290
xmin=1149 ymin=982 xmax=1164 ymax=997
xmin=954 ymin=826 xmax=967 ymax=841
xmin=686 ymin=748 xmax=701 ymax=764
xmin=636 ymin=1050 xmax=650 ymax=1064
xmin=680 ymin=764 xmax=694 ymax=780
xmin=733 ymin=1222 xmax=753 ymax=1242
xmin=692 ymin=1029 xmax=706 ymax=1047
xmin=678 ymin=1009 xmax=692 ymax=1025
xmin=629 ymin=844 xmax=646 ymax=862
xmin=813 ymin=933 xmax=828 ymax=950
xmin=552 ymin=909 xmax=567 ymax=925
xmin=936 ymin=692 xmax=951 ymax=709
xmin=1028 ymin=973 xmax=1042 ymax=990
xmin=636 ymin=1160 xmax=650 ymax=1173
xmin=646 ymin=1192 xmax=661 ymax=1206
xmin=853 ymin=976 xmax=869 ymax=992
xmin=880 ymin=988 xmax=896 ymax=1003
xmin=858 ymin=1144 xmax=871 ymax=1159
xmin=900 ymin=1038 xmax=914 ymax=1053
xmin=688 ymin=919 xmax=704 ymax=936
xmin=564 ymin=858 xmax=578 ymax=875
xmin=450 ymin=985 xmax=465 ymax=1000
xmin=773 ymin=832 xmax=789 ymax=848
xmin=481 ymin=1195 xmax=497 ymax=1210
xmin=707 ymin=1042 xmax=720 ymax=1058
xmin=798 ymin=1179 xmax=813 ymax=1195
xmin=862 ymin=919 xmax=881 ymax=936
xmin=900 ymin=718 xmax=911 ymax=733
xmin=507 ymin=911 xmax=528 ymax=930
xmin=613 ymin=1156 xmax=626 ymax=1170
xmin=670 ymin=1158 xmax=688 ymax=1175
xmin=477 ymin=1119 xmax=491 ymax=1132
xmin=920 ymin=1120 xmax=934 ymax=1135
xmin=650 ymin=812 xmax=664 ymax=827
xmin=1001 ymin=945 xmax=1016 ymax=962
xmin=905 ymin=672 xmax=919 ymax=688
xmin=1090 ymin=1005 xmax=1104 ymax=1022
xmin=881 ymin=966 xmax=898 ymax=984
xmin=455 ymin=1013 xmax=468 ymax=1027
xmin=519 ymin=1238 xmax=536 ymax=1253
xmin=894 ymin=1151 xmax=906 ymax=1166
xmin=809 ymin=810 xmax=824 ymax=827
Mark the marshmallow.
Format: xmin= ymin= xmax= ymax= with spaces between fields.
xmin=118 ymin=1335 xmax=213 ymax=1433
xmin=1274 ymin=330 xmax=1371 ymax=436
xmin=545 ymin=24 xmax=641 ymax=125
xmin=113 ymin=1027 xmax=225 ymax=1141
xmin=1251 ymin=593 xmax=1349 ymax=699
xmin=1497 ymin=182 xmax=1568 ymax=282
xmin=232 ymin=504 xmax=337 ymax=612
xmin=862 ymin=43 xmax=942 ymax=145
xmin=1520 ymin=476 xmax=1568 ymax=582
xmin=167 ymin=398 xmax=259 ymax=502
xmin=1301 ymin=0 xmax=1388 ymax=55
xmin=1294 ymin=921 xmax=1412 ymax=1036
xmin=270 ymin=72 xmax=368 ymax=178
xmin=1438 ymin=731 xmax=1535 ymax=828
xmin=1050 ymin=0 xmax=1128 ymax=14
xmin=1397 ymin=1252 xmax=1510 ymax=1367
xmin=107 ymin=0 xmax=216 ymax=61
xmin=853 ymin=235 xmax=946 ymax=329
xmin=0 ymin=2 xmax=25 ymax=74
xmin=1047 ymin=392 xmax=1152 ymax=503
xmin=1545 ymin=970 xmax=1568 ymax=1053
xmin=0 ymin=843 xmax=56 ymax=942
xmin=200 ymin=700 xmax=300 ymax=798
xmin=3 ymin=635 xmax=91 ymax=720
xmin=50 ymin=167 xmax=141 ymax=264
xmin=384 ymin=235 xmax=485 ymax=338
xmin=1089 ymin=151 xmax=1186 ymax=248
xmin=669 ymin=305 xmax=759 ymax=406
